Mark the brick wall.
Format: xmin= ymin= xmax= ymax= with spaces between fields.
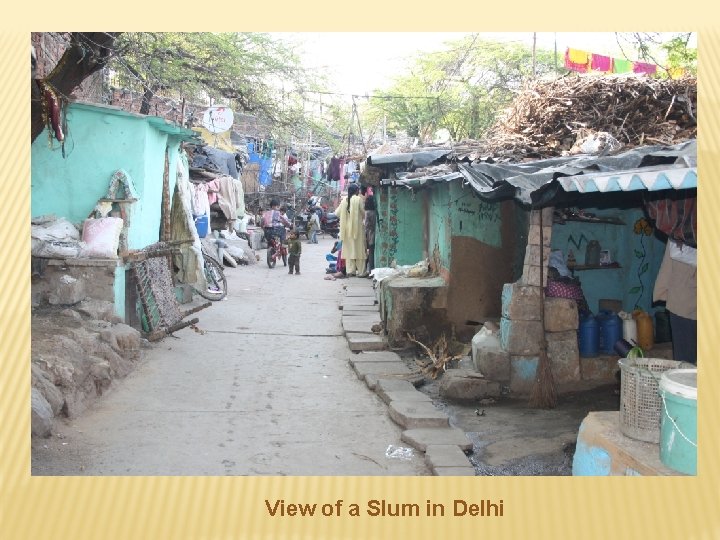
xmin=31 ymin=32 xmax=105 ymax=103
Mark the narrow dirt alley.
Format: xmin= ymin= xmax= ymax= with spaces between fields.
xmin=31 ymin=235 xmax=430 ymax=476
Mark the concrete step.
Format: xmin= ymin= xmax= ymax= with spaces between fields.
xmin=388 ymin=401 xmax=449 ymax=429
xmin=425 ymin=444 xmax=474 ymax=469
xmin=377 ymin=389 xmax=432 ymax=406
xmin=432 ymin=466 xmax=476 ymax=476
xmin=341 ymin=297 xmax=377 ymax=307
xmin=365 ymin=372 xmax=425 ymax=391
xmin=401 ymin=427 xmax=473 ymax=452
xmin=352 ymin=360 xmax=412 ymax=381
xmin=341 ymin=305 xmax=381 ymax=315
xmin=349 ymin=351 xmax=403 ymax=365
xmin=346 ymin=332 xmax=388 ymax=352
xmin=342 ymin=317 xmax=382 ymax=334
xmin=344 ymin=288 xmax=377 ymax=298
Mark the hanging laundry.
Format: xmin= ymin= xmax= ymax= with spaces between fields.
xmin=192 ymin=182 xmax=211 ymax=217
xmin=633 ymin=61 xmax=657 ymax=75
xmin=565 ymin=48 xmax=590 ymax=73
xmin=613 ymin=58 xmax=633 ymax=74
xmin=668 ymin=66 xmax=686 ymax=79
xmin=590 ymin=53 xmax=612 ymax=73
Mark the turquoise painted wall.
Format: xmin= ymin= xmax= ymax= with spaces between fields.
xmin=551 ymin=206 xmax=665 ymax=314
xmin=376 ymin=186 xmax=425 ymax=266
xmin=31 ymin=103 xmax=192 ymax=250
xmin=428 ymin=180 xmax=503 ymax=272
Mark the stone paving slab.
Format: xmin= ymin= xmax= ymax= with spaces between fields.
xmin=401 ymin=428 xmax=473 ymax=452
xmin=340 ymin=306 xmax=380 ymax=315
xmin=349 ymin=351 xmax=403 ymax=366
xmin=389 ymin=401 xmax=449 ymax=429
xmin=342 ymin=297 xmax=377 ymax=307
xmin=425 ymin=444 xmax=473 ymax=468
xmin=344 ymin=288 xmax=377 ymax=298
xmin=342 ymin=317 xmax=382 ymax=334
xmin=432 ymin=466 xmax=476 ymax=476
xmin=352 ymin=361 xmax=412 ymax=380
xmin=374 ymin=378 xmax=418 ymax=394
xmin=346 ymin=333 xmax=388 ymax=352
xmin=365 ymin=372 xmax=423 ymax=391
xmin=377 ymin=390 xmax=432 ymax=405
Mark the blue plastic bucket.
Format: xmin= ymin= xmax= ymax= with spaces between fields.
xmin=659 ymin=369 xmax=697 ymax=475
xmin=194 ymin=215 xmax=209 ymax=238
xmin=598 ymin=310 xmax=622 ymax=354
xmin=578 ymin=313 xmax=599 ymax=358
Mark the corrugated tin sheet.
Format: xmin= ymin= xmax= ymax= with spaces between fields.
xmin=375 ymin=140 xmax=697 ymax=206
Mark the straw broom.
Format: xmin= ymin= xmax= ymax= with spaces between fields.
xmin=529 ymin=207 xmax=557 ymax=409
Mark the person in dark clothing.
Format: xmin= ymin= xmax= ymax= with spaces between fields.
xmin=287 ymin=229 xmax=302 ymax=275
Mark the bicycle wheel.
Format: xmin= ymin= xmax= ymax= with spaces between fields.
xmin=197 ymin=255 xmax=227 ymax=301
xmin=267 ymin=247 xmax=276 ymax=268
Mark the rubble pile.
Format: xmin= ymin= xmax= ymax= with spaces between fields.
xmin=480 ymin=75 xmax=697 ymax=160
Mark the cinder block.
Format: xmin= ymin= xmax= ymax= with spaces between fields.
xmin=544 ymin=297 xmax=579 ymax=332
xmin=527 ymin=224 xmax=553 ymax=246
xmin=529 ymin=207 xmax=554 ymax=226
xmin=48 ymin=274 xmax=86 ymax=305
xmin=523 ymin=244 xmax=551 ymax=267
xmin=510 ymin=356 xmax=539 ymax=395
xmin=546 ymin=332 xmax=581 ymax=384
xmin=500 ymin=317 xmax=543 ymax=355
xmin=520 ymin=264 xmax=547 ymax=287
xmin=502 ymin=282 xmax=542 ymax=321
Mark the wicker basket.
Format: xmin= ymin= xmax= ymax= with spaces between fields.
xmin=618 ymin=358 xmax=689 ymax=443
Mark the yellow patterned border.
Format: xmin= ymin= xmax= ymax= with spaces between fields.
xmin=3 ymin=17 xmax=719 ymax=540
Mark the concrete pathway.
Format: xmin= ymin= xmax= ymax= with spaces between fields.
xmin=31 ymin=235 xmax=430 ymax=476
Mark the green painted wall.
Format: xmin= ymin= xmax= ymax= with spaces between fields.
xmin=376 ymin=185 xmax=425 ymax=266
xmin=31 ymin=103 xmax=192 ymax=250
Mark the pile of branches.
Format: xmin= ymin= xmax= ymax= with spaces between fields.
xmin=407 ymin=332 xmax=466 ymax=379
xmin=481 ymin=75 xmax=697 ymax=161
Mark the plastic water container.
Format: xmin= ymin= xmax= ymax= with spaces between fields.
xmin=597 ymin=310 xmax=622 ymax=354
xmin=578 ymin=313 xmax=599 ymax=358
xmin=633 ymin=310 xmax=654 ymax=350
xmin=194 ymin=215 xmax=209 ymax=238
xmin=659 ymin=369 xmax=697 ymax=475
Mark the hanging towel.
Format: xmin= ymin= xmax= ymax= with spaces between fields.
xmin=565 ymin=48 xmax=589 ymax=72
xmin=633 ymin=61 xmax=657 ymax=75
xmin=591 ymin=53 xmax=612 ymax=72
xmin=613 ymin=58 xmax=633 ymax=74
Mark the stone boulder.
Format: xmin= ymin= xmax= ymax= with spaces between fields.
xmin=439 ymin=369 xmax=501 ymax=402
xmin=31 ymin=388 xmax=54 ymax=438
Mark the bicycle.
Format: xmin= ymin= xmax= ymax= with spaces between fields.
xmin=265 ymin=230 xmax=288 ymax=268
xmin=196 ymin=245 xmax=227 ymax=301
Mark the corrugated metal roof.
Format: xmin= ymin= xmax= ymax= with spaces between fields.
xmin=376 ymin=140 xmax=697 ymax=206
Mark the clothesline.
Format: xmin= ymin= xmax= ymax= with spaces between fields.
xmin=564 ymin=47 xmax=686 ymax=78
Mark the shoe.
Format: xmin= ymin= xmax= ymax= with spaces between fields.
xmin=296 ymin=272 xmax=301 ymax=275
xmin=288 ymin=271 xmax=293 ymax=274
xmin=357 ymin=271 xmax=369 ymax=278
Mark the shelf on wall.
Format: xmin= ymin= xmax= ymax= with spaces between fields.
xmin=556 ymin=216 xmax=625 ymax=225
xmin=571 ymin=264 xmax=622 ymax=271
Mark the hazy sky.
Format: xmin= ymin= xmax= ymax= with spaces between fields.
xmin=273 ymin=32 xmax=692 ymax=98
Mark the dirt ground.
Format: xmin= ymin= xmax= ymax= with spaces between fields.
xmin=407 ymin=355 xmax=619 ymax=475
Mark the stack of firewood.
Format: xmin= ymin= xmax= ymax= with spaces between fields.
xmin=480 ymin=75 xmax=697 ymax=161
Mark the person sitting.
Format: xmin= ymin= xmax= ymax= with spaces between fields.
xmin=262 ymin=199 xmax=291 ymax=244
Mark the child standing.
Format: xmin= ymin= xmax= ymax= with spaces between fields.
xmin=287 ymin=229 xmax=302 ymax=275
xmin=308 ymin=208 xmax=321 ymax=244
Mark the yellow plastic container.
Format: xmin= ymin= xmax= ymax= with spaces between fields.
xmin=633 ymin=310 xmax=654 ymax=351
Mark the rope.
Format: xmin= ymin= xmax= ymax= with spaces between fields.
xmin=660 ymin=394 xmax=697 ymax=448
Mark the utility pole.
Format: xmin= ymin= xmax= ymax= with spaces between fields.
xmin=532 ymin=32 xmax=537 ymax=79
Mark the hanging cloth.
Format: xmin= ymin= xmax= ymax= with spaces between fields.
xmin=668 ymin=66 xmax=686 ymax=79
xmin=633 ymin=61 xmax=657 ymax=75
xmin=590 ymin=53 xmax=612 ymax=73
xmin=613 ymin=58 xmax=633 ymax=74
xmin=565 ymin=48 xmax=589 ymax=73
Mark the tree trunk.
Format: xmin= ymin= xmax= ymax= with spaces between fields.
xmin=31 ymin=32 xmax=120 ymax=143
